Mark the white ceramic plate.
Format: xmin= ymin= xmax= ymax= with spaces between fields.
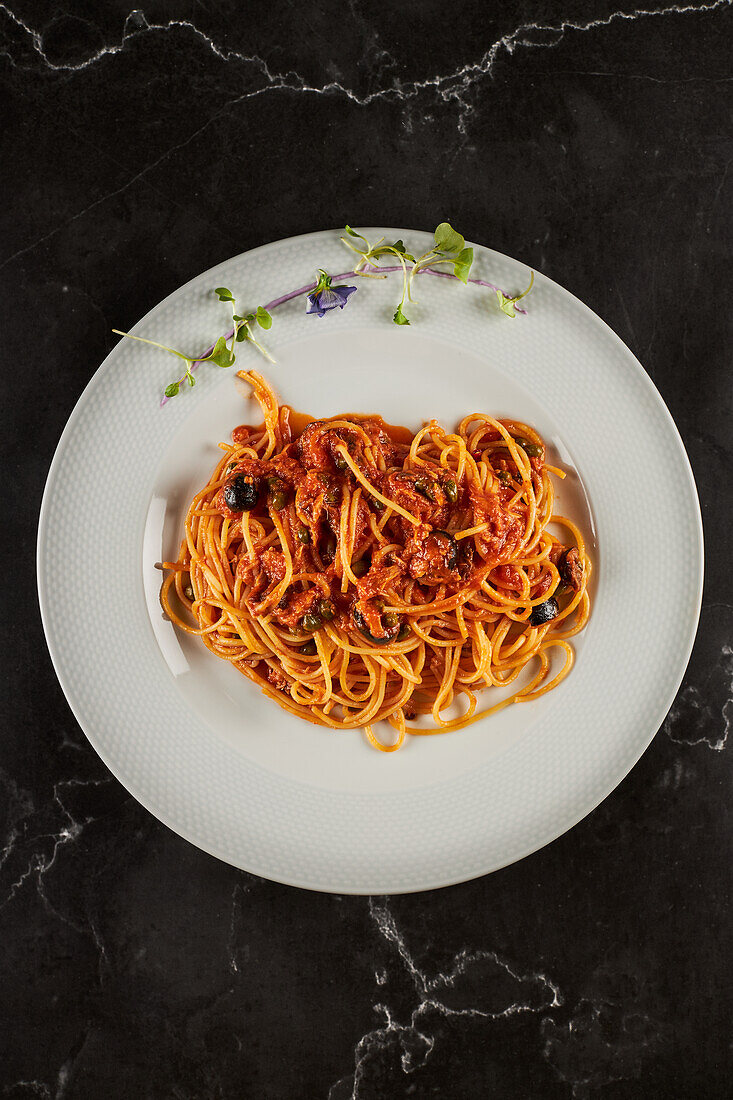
xmin=37 ymin=229 xmax=703 ymax=893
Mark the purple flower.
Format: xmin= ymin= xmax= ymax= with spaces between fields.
xmin=306 ymin=270 xmax=357 ymax=318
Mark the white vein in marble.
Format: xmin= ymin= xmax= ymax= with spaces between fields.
xmin=0 ymin=1 xmax=730 ymax=95
xmin=0 ymin=0 xmax=729 ymax=274
xmin=542 ymin=998 xmax=662 ymax=1098
xmin=0 ymin=771 xmax=116 ymax=988
xmin=664 ymin=643 xmax=732 ymax=751
xmin=330 ymin=898 xmax=562 ymax=1097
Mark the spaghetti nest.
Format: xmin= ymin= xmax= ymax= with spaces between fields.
xmin=162 ymin=370 xmax=591 ymax=751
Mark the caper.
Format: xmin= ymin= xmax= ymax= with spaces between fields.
xmin=371 ymin=497 xmax=385 ymax=513
xmin=299 ymin=640 xmax=317 ymax=656
xmin=317 ymin=599 xmax=335 ymax=622
xmin=317 ymin=474 xmax=340 ymax=505
xmin=497 ymin=470 xmax=511 ymax=484
xmin=297 ymin=525 xmax=311 ymax=544
xmin=184 ymin=585 xmax=194 ymax=601
xmin=513 ymin=437 xmax=541 ymax=458
xmin=301 ymin=611 xmax=322 ymax=631
xmin=396 ymin=624 xmax=411 ymax=642
xmin=334 ymin=453 xmax=348 ymax=472
xmin=267 ymin=477 xmax=288 ymax=511
xmin=353 ymin=606 xmax=403 ymax=645
xmin=443 ymin=478 xmax=458 ymax=503
xmin=414 ymin=475 xmax=436 ymax=501
xmin=351 ymin=558 xmax=369 ymax=578
xmin=225 ymin=462 xmax=238 ymax=472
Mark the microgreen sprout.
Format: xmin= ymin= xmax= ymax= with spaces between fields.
xmin=110 ymin=330 xmax=204 ymax=398
xmin=495 ymin=271 xmax=535 ymax=317
xmin=216 ymin=286 xmax=274 ymax=362
xmin=114 ymin=287 xmax=275 ymax=401
xmin=404 ymin=223 xmax=474 ymax=312
xmin=115 ymin=223 xmax=534 ymax=404
xmin=340 ymin=222 xmax=474 ymax=324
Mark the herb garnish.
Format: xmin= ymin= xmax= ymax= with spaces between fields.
xmin=112 ymin=224 xmax=534 ymax=403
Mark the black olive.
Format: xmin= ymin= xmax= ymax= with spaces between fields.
xmin=529 ymin=598 xmax=559 ymax=626
xmin=353 ymin=607 xmax=369 ymax=633
xmin=224 ymin=474 xmax=259 ymax=512
xmin=432 ymin=530 xmax=459 ymax=570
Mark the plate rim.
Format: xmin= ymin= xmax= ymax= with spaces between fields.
xmin=36 ymin=227 xmax=705 ymax=893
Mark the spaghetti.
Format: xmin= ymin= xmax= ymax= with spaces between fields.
xmin=161 ymin=371 xmax=591 ymax=751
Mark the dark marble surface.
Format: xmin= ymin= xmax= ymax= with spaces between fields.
xmin=2 ymin=2 xmax=731 ymax=1097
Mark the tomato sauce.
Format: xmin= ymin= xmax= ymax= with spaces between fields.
xmin=221 ymin=409 xmax=546 ymax=640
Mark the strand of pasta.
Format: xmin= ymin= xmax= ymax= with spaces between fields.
xmin=160 ymin=375 xmax=592 ymax=750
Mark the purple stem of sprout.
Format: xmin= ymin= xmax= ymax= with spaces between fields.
xmin=160 ymin=266 xmax=528 ymax=405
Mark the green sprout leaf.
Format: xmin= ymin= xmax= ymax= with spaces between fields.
xmin=434 ymin=222 xmax=465 ymax=254
xmin=207 ymin=335 xmax=235 ymax=368
xmin=393 ymin=307 xmax=410 ymax=326
xmin=164 ymin=381 xmax=180 ymax=398
xmin=235 ymin=322 xmax=249 ymax=342
xmin=186 ymin=371 xmax=196 ymax=387
xmin=111 ymin=329 xmax=191 ymax=363
xmin=390 ymin=240 xmax=417 ymax=263
xmin=452 ymin=247 xmax=474 ymax=285
xmin=496 ymin=290 xmax=517 ymax=317
xmin=495 ymin=272 xmax=535 ymax=317
xmin=344 ymin=225 xmax=368 ymax=246
xmin=256 ymin=306 xmax=272 ymax=329
xmin=215 ymin=287 xmax=235 ymax=302
xmin=314 ymin=268 xmax=332 ymax=293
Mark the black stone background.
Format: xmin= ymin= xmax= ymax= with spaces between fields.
xmin=1 ymin=3 xmax=731 ymax=1097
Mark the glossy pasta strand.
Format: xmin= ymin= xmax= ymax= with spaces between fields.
xmin=160 ymin=375 xmax=592 ymax=750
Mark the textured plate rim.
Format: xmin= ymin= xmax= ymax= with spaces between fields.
xmin=36 ymin=228 xmax=704 ymax=893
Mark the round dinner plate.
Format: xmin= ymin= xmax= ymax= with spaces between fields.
xmin=37 ymin=229 xmax=703 ymax=894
